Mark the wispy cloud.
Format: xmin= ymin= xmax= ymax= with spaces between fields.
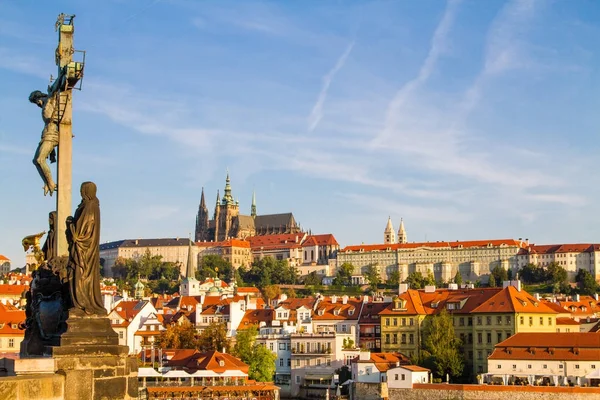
xmin=308 ymin=41 xmax=355 ymax=132
xmin=0 ymin=48 xmax=49 ymax=79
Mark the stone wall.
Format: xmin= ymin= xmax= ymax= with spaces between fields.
xmin=389 ymin=384 xmax=600 ymax=400
xmin=0 ymin=374 xmax=64 ymax=400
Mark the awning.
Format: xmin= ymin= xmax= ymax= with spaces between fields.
xmin=305 ymin=374 xmax=333 ymax=381
xmin=138 ymin=367 xmax=162 ymax=378
xmin=586 ymin=369 xmax=600 ymax=379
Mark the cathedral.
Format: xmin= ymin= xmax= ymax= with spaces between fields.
xmin=195 ymin=173 xmax=301 ymax=242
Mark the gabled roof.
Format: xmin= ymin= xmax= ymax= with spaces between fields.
xmin=278 ymin=297 xmax=317 ymax=311
xmin=0 ymin=255 xmax=9 ymax=262
xmin=0 ymin=303 xmax=25 ymax=336
xmin=254 ymin=213 xmax=296 ymax=230
xmin=519 ymin=244 xmax=600 ymax=255
xmin=359 ymin=301 xmax=390 ymax=324
xmin=471 ymin=286 xmax=558 ymax=314
xmin=313 ymin=297 xmax=362 ymax=320
xmin=239 ymin=309 xmax=274 ymax=328
xmin=302 ymin=234 xmax=339 ymax=247
xmin=110 ymin=300 xmax=149 ymax=326
xmin=356 ymin=352 xmax=410 ymax=372
xmin=247 ymin=233 xmax=305 ymax=250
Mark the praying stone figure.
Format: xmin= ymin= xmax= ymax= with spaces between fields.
xmin=66 ymin=181 xmax=106 ymax=316
xmin=42 ymin=211 xmax=57 ymax=264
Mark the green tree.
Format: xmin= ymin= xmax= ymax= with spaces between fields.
xmin=363 ymin=265 xmax=381 ymax=290
xmin=155 ymin=323 xmax=199 ymax=349
xmin=196 ymin=254 xmax=234 ymax=282
xmin=488 ymin=273 xmax=497 ymax=288
xmin=546 ymin=262 xmax=567 ymax=285
xmin=233 ymin=327 xmax=276 ymax=382
xmin=576 ymin=269 xmax=598 ymax=295
xmin=404 ymin=271 xmax=435 ymax=289
xmin=421 ymin=309 xmax=464 ymax=379
xmin=333 ymin=263 xmax=355 ymax=286
xmin=263 ymin=284 xmax=281 ymax=303
xmin=388 ymin=270 xmax=401 ymax=287
xmin=241 ymin=257 xmax=298 ymax=288
xmin=490 ymin=266 xmax=508 ymax=286
xmin=453 ymin=271 xmax=462 ymax=286
xmin=197 ymin=322 xmax=231 ymax=353
xmin=519 ymin=263 xmax=546 ymax=284
xmin=303 ymin=271 xmax=322 ymax=286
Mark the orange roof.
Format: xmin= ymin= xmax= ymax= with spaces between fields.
xmin=236 ymin=287 xmax=261 ymax=294
xmin=399 ymin=365 xmax=430 ymax=372
xmin=146 ymin=383 xmax=278 ymax=394
xmin=248 ymin=233 xmax=305 ymax=250
xmin=0 ymin=285 xmax=28 ymax=297
xmin=341 ymin=239 xmax=525 ymax=253
xmin=0 ymin=303 xmax=25 ymax=336
xmin=278 ymin=297 xmax=317 ymax=310
xmin=196 ymin=239 xmax=250 ymax=248
xmin=302 ymin=234 xmax=339 ymax=247
xmin=471 ymin=286 xmax=558 ymax=314
xmin=519 ymin=244 xmax=600 ymax=255
xmin=239 ymin=309 xmax=273 ymax=328
xmin=111 ymin=300 xmax=148 ymax=321
xmin=490 ymin=333 xmax=600 ymax=361
xmin=0 ymin=255 xmax=9 ymax=262
xmin=167 ymin=350 xmax=249 ymax=373
xmin=313 ymin=297 xmax=362 ymax=320
xmin=357 ymin=352 xmax=410 ymax=372
xmin=556 ymin=317 xmax=580 ymax=326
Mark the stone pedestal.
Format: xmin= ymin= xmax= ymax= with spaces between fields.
xmin=51 ymin=345 xmax=138 ymax=400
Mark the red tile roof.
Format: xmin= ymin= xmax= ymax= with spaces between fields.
xmin=196 ymin=239 xmax=250 ymax=248
xmin=556 ymin=317 xmax=580 ymax=326
xmin=313 ymin=297 xmax=362 ymax=320
xmin=358 ymin=352 xmax=410 ymax=372
xmin=0 ymin=255 xmax=9 ymax=262
xmin=400 ymin=365 xmax=430 ymax=372
xmin=490 ymin=333 xmax=600 ymax=361
xmin=471 ymin=286 xmax=558 ymax=314
xmin=0 ymin=285 xmax=28 ymax=297
xmin=519 ymin=244 xmax=600 ymax=255
xmin=167 ymin=350 xmax=249 ymax=373
xmin=341 ymin=239 xmax=525 ymax=252
xmin=302 ymin=234 xmax=339 ymax=247
xmin=0 ymin=303 xmax=25 ymax=336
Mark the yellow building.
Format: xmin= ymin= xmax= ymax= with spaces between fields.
xmin=379 ymin=290 xmax=426 ymax=359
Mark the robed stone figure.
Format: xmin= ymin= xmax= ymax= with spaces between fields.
xmin=66 ymin=181 xmax=106 ymax=316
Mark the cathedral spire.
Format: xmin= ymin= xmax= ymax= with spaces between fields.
xmin=199 ymin=187 xmax=206 ymax=210
xmin=398 ymin=218 xmax=407 ymax=244
xmin=251 ymin=190 xmax=257 ymax=217
xmin=222 ymin=171 xmax=234 ymax=205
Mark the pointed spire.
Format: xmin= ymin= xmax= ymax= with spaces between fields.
xmin=222 ymin=171 xmax=234 ymax=205
xmin=216 ymin=189 xmax=220 ymax=206
xmin=398 ymin=218 xmax=407 ymax=244
xmin=384 ymin=216 xmax=396 ymax=245
xmin=251 ymin=190 xmax=257 ymax=217
xmin=199 ymin=187 xmax=207 ymax=210
xmin=185 ymin=235 xmax=196 ymax=280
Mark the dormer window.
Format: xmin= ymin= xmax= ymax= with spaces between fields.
xmin=219 ymin=360 xmax=225 ymax=367
xmin=348 ymin=308 xmax=355 ymax=316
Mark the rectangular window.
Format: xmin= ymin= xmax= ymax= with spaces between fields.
xmin=468 ymin=333 xmax=473 ymax=344
xmin=409 ymin=318 xmax=414 ymax=326
xmin=543 ymin=365 xmax=547 ymax=369
xmin=409 ymin=334 xmax=414 ymax=344
xmin=529 ymin=317 xmax=533 ymax=326
xmin=496 ymin=316 xmax=502 ymax=325
xmin=505 ymin=316 xmax=511 ymax=325
xmin=280 ymin=358 xmax=284 ymax=367
xmin=270 ymin=343 xmax=274 ymax=351
xmin=395 ymin=374 xmax=399 ymax=381
xmin=459 ymin=317 xmax=465 ymax=326
xmin=548 ymin=318 xmax=552 ymax=326
xmin=386 ymin=318 xmax=390 ymax=326
xmin=279 ymin=343 xmax=286 ymax=350
xmin=575 ymin=365 xmax=580 ymax=369
xmin=512 ymin=364 xmax=516 ymax=369
xmin=527 ymin=365 xmax=532 ymax=369
xmin=296 ymin=376 xmax=301 ymax=384
xmin=468 ymin=317 xmax=473 ymax=326
xmin=393 ymin=334 xmax=398 ymax=344
xmin=119 ymin=331 xmax=124 ymax=339
xmin=287 ymin=359 xmax=291 ymax=367
xmin=402 ymin=318 xmax=406 ymax=326
xmin=497 ymin=365 xmax=501 ymax=369
xmin=393 ymin=318 xmax=398 ymax=326
xmin=559 ymin=365 xmax=563 ymax=369
xmin=8 ymin=339 xmax=14 ymax=348
xmin=477 ymin=351 xmax=482 ymax=360
xmin=487 ymin=333 xmax=492 ymax=344
xmin=520 ymin=316 xmax=524 ymax=325
xmin=401 ymin=374 xmax=406 ymax=381
xmin=592 ymin=365 xmax=596 ymax=369
xmin=477 ymin=317 xmax=482 ymax=325
xmin=497 ymin=333 xmax=502 ymax=343
xmin=477 ymin=333 xmax=482 ymax=344
xmin=540 ymin=317 xmax=543 ymax=325
xmin=486 ymin=316 xmax=492 ymax=325
xmin=385 ymin=334 xmax=390 ymax=344
xmin=401 ymin=334 xmax=406 ymax=344
xmin=295 ymin=359 xmax=300 ymax=367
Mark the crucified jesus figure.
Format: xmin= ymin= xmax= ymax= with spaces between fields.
xmin=29 ymin=70 xmax=66 ymax=196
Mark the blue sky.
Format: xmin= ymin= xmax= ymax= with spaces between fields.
xmin=1 ymin=0 xmax=600 ymax=266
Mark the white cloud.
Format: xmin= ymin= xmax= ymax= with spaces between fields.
xmin=308 ymin=41 xmax=355 ymax=132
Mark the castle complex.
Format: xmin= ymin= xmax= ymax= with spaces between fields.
xmin=195 ymin=173 xmax=301 ymax=242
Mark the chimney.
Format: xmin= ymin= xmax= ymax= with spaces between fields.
xmin=424 ymin=285 xmax=436 ymax=293
xmin=359 ymin=351 xmax=371 ymax=361
xmin=594 ymin=294 xmax=599 ymax=301
xmin=363 ymin=295 xmax=369 ymax=303
xmin=342 ymin=295 xmax=348 ymax=305
xmin=331 ymin=295 xmax=338 ymax=304
xmin=534 ymin=293 xmax=540 ymax=301
xmin=575 ymin=294 xmax=581 ymax=302
xmin=399 ymin=283 xmax=409 ymax=294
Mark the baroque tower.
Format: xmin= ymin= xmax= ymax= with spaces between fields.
xmin=384 ymin=216 xmax=396 ymax=244
xmin=397 ymin=218 xmax=407 ymax=244
xmin=195 ymin=187 xmax=209 ymax=242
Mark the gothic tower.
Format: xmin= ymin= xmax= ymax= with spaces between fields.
xmin=384 ymin=216 xmax=396 ymax=244
xmin=213 ymin=190 xmax=220 ymax=241
xmin=251 ymin=190 xmax=257 ymax=218
xmin=397 ymin=218 xmax=407 ymax=244
xmin=216 ymin=172 xmax=240 ymax=241
xmin=195 ymin=187 xmax=209 ymax=242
